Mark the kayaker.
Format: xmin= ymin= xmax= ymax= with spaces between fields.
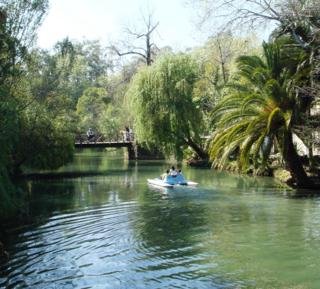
xmin=87 ymin=128 xmax=95 ymax=141
xmin=161 ymin=169 xmax=169 ymax=180
xmin=177 ymin=169 xmax=185 ymax=178
xmin=170 ymin=166 xmax=178 ymax=176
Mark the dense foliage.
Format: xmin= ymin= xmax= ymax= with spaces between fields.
xmin=189 ymin=0 xmax=320 ymax=188
xmin=0 ymin=0 xmax=50 ymax=217
xmin=129 ymin=53 xmax=207 ymax=160
xmin=210 ymin=42 xmax=313 ymax=187
xmin=0 ymin=1 xmax=139 ymax=219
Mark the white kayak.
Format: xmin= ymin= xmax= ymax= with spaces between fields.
xmin=147 ymin=174 xmax=198 ymax=188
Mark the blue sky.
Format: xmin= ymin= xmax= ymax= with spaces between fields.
xmin=37 ymin=0 xmax=207 ymax=51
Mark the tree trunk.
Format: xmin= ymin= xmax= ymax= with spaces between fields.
xmin=146 ymin=35 xmax=152 ymax=66
xmin=185 ymin=138 xmax=208 ymax=160
xmin=217 ymin=39 xmax=227 ymax=84
xmin=281 ymin=132 xmax=314 ymax=188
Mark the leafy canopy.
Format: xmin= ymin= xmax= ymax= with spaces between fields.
xmin=129 ymin=53 xmax=204 ymax=159
xmin=210 ymin=42 xmax=296 ymax=173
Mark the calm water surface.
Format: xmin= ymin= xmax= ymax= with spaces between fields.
xmin=1 ymin=149 xmax=320 ymax=288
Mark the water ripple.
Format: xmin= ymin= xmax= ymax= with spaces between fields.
xmin=1 ymin=197 xmax=225 ymax=289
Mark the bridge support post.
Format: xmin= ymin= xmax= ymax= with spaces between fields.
xmin=127 ymin=143 xmax=137 ymax=160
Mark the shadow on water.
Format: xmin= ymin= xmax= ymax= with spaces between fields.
xmin=1 ymin=149 xmax=136 ymax=247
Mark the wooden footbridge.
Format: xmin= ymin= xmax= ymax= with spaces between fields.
xmin=75 ymin=141 xmax=137 ymax=160
xmin=74 ymin=131 xmax=165 ymax=160
xmin=75 ymin=134 xmax=137 ymax=160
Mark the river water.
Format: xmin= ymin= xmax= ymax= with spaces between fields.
xmin=1 ymin=149 xmax=320 ymax=288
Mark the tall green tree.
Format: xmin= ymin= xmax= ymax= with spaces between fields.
xmin=129 ymin=53 xmax=207 ymax=160
xmin=210 ymin=42 xmax=314 ymax=188
xmin=0 ymin=0 xmax=50 ymax=217
xmin=1 ymin=0 xmax=48 ymax=48
xmin=192 ymin=34 xmax=260 ymax=134
xmin=76 ymin=86 xmax=109 ymax=132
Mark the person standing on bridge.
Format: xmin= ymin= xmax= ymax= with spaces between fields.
xmin=124 ymin=127 xmax=130 ymax=141
xmin=87 ymin=128 xmax=95 ymax=142
xmin=129 ymin=127 xmax=134 ymax=141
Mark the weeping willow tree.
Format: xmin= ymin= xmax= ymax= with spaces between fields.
xmin=128 ymin=53 xmax=208 ymax=160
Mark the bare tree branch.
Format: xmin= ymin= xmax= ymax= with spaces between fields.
xmin=110 ymin=45 xmax=147 ymax=60
xmin=109 ymin=13 xmax=159 ymax=66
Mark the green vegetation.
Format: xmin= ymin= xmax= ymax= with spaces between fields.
xmin=1 ymin=0 xmax=320 ymax=220
xmin=210 ymin=42 xmax=313 ymax=187
xmin=129 ymin=53 xmax=207 ymax=160
xmin=0 ymin=0 xmax=50 ymax=217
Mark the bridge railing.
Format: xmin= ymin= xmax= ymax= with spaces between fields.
xmin=75 ymin=132 xmax=134 ymax=144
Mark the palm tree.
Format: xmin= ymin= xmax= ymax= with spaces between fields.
xmin=210 ymin=42 xmax=314 ymax=188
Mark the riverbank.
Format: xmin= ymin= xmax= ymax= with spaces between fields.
xmin=20 ymin=171 xmax=109 ymax=180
